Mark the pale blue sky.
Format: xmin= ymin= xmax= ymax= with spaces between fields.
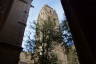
xmin=22 ymin=0 xmax=66 ymax=51
xmin=27 ymin=0 xmax=66 ymax=24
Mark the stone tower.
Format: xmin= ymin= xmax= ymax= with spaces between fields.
xmin=36 ymin=5 xmax=59 ymax=43
xmin=34 ymin=5 xmax=68 ymax=64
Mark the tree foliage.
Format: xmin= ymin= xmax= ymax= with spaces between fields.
xmin=60 ymin=20 xmax=74 ymax=50
xmin=61 ymin=20 xmax=79 ymax=64
xmin=35 ymin=17 xmax=64 ymax=64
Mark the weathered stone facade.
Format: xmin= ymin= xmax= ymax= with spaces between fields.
xmin=19 ymin=52 xmax=34 ymax=64
xmin=14 ymin=4 xmax=79 ymax=64
xmin=0 ymin=0 xmax=32 ymax=46
xmin=36 ymin=5 xmax=60 ymax=43
xmin=35 ymin=5 xmax=68 ymax=64
xmin=0 ymin=0 xmax=32 ymax=64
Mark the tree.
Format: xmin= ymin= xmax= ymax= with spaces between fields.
xmin=35 ymin=17 xmax=63 ymax=64
xmin=22 ymin=21 xmax=36 ymax=53
xmin=61 ymin=20 xmax=79 ymax=64
xmin=61 ymin=20 xmax=74 ymax=47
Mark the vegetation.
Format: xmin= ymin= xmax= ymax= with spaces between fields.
xmin=61 ymin=20 xmax=79 ymax=64
xmin=35 ymin=17 xmax=62 ymax=64
xmin=21 ymin=7 xmax=79 ymax=63
xmin=21 ymin=18 xmax=80 ymax=64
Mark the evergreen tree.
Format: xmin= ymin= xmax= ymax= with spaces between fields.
xmin=61 ymin=20 xmax=79 ymax=64
xmin=22 ymin=21 xmax=36 ymax=55
xmin=61 ymin=20 xmax=74 ymax=47
xmin=35 ymin=17 xmax=62 ymax=64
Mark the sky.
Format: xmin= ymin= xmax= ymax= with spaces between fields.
xmin=27 ymin=0 xmax=66 ymax=24
xmin=22 ymin=0 xmax=66 ymax=51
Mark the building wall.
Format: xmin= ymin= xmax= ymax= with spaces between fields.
xmin=0 ymin=43 xmax=21 ymax=64
xmin=0 ymin=0 xmax=32 ymax=46
xmin=0 ymin=0 xmax=32 ymax=64
xmin=0 ymin=0 xmax=14 ymax=29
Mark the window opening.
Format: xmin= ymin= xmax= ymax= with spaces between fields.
xmin=19 ymin=0 xmax=80 ymax=64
